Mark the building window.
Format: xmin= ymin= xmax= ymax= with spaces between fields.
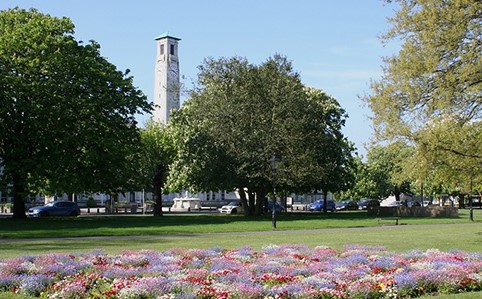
xmin=160 ymin=44 xmax=164 ymax=55
xmin=170 ymin=44 xmax=175 ymax=55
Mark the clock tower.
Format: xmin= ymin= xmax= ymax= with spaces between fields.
xmin=153 ymin=32 xmax=181 ymax=124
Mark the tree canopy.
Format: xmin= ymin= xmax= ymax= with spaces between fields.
xmin=366 ymin=0 xmax=481 ymax=192
xmin=0 ymin=8 xmax=151 ymax=218
xmin=365 ymin=141 xmax=413 ymax=201
xmin=336 ymin=142 xmax=413 ymax=202
xmin=167 ymin=55 xmax=354 ymax=215
xmin=136 ymin=121 xmax=175 ymax=216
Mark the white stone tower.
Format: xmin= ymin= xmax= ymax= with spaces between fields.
xmin=153 ymin=32 xmax=181 ymax=124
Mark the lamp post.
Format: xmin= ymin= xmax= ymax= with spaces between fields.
xmin=469 ymin=174 xmax=473 ymax=222
xmin=269 ymin=156 xmax=279 ymax=229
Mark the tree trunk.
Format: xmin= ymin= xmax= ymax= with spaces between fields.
xmin=255 ymin=189 xmax=267 ymax=216
xmin=239 ymin=187 xmax=250 ymax=216
xmin=459 ymin=194 xmax=465 ymax=209
xmin=248 ymin=189 xmax=256 ymax=216
xmin=394 ymin=191 xmax=401 ymax=203
xmin=12 ymin=173 xmax=27 ymax=219
xmin=323 ymin=191 xmax=328 ymax=213
xmin=152 ymin=164 xmax=164 ymax=216
xmin=280 ymin=195 xmax=287 ymax=213
xmin=112 ymin=193 xmax=118 ymax=212
xmin=67 ymin=193 xmax=76 ymax=202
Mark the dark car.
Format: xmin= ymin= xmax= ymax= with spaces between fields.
xmin=28 ymin=201 xmax=81 ymax=217
xmin=308 ymin=200 xmax=336 ymax=212
xmin=335 ymin=200 xmax=359 ymax=211
xmin=267 ymin=201 xmax=285 ymax=213
xmin=358 ymin=199 xmax=380 ymax=210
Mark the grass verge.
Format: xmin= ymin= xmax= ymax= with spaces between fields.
xmin=0 ymin=209 xmax=481 ymax=259
xmin=1 ymin=209 xmax=480 ymax=239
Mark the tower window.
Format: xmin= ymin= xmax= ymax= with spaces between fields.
xmin=170 ymin=44 xmax=175 ymax=55
xmin=160 ymin=44 xmax=164 ymax=55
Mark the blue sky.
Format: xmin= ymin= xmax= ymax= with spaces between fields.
xmin=2 ymin=0 xmax=400 ymax=157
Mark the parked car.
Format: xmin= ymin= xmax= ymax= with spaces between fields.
xmin=407 ymin=201 xmax=421 ymax=207
xmin=358 ymin=199 xmax=380 ymax=210
xmin=381 ymin=200 xmax=402 ymax=207
xmin=28 ymin=201 xmax=81 ymax=217
xmin=308 ymin=200 xmax=336 ymax=212
xmin=267 ymin=201 xmax=285 ymax=213
xmin=219 ymin=201 xmax=244 ymax=214
xmin=422 ymin=200 xmax=432 ymax=207
xmin=335 ymin=200 xmax=359 ymax=211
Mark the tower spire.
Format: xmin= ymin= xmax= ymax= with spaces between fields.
xmin=153 ymin=33 xmax=181 ymax=124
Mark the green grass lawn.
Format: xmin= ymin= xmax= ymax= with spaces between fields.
xmin=0 ymin=209 xmax=481 ymax=259
xmin=1 ymin=209 xmax=480 ymax=239
xmin=0 ymin=209 xmax=481 ymax=298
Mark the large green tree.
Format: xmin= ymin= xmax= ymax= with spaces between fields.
xmin=0 ymin=8 xmax=151 ymax=218
xmin=367 ymin=0 xmax=482 ymax=182
xmin=335 ymin=156 xmax=376 ymax=200
xmin=167 ymin=55 xmax=353 ymax=215
xmin=404 ymin=117 xmax=482 ymax=199
xmin=337 ymin=142 xmax=413 ymax=202
xmin=300 ymin=88 xmax=356 ymax=211
xmin=365 ymin=141 xmax=414 ymax=201
xmin=136 ymin=121 xmax=175 ymax=216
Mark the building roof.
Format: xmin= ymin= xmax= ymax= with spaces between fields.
xmin=155 ymin=32 xmax=181 ymax=41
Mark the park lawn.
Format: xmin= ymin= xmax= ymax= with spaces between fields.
xmin=1 ymin=209 xmax=479 ymax=239
xmin=0 ymin=209 xmax=480 ymax=259
xmin=0 ymin=222 xmax=481 ymax=259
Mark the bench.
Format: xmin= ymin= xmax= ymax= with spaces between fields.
xmin=376 ymin=217 xmax=400 ymax=225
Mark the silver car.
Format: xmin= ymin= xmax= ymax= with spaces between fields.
xmin=28 ymin=201 xmax=81 ymax=217
xmin=219 ymin=201 xmax=243 ymax=214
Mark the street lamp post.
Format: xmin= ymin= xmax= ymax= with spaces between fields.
xmin=269 ymin=156 xmax=279 ymax=229
xmin=469 ymin=174 xmax=473 ymax=222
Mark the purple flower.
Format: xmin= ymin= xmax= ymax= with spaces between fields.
xmin=17 ymin=274 xmax=52 ymax=297
xmin=371 ymin=255 xmax=395 ymax=269
xmin=301 ymin=276 xmax=337 ymax=290
xmin=395 ymin=271 xmax=419 ymax=289
xmin=0 ymin=246 xmax=481 ymax=298
xmin=0 ymin=274 xmax=19 ymax=292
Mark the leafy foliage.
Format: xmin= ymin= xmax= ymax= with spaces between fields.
xmin=365 ymin=141 xmax=413 ymax=200
xmin=336 ymin=156 xmax=376 ymax=200
xmin=0 ymin=8 xmax=151 ymax=217
xmin=404 ymin=116 xmax=482 ymax=197
xmin=135 ymin=120 xmax=175 ymax=216
xmin=167 ymin=55 xmax=354 ymax=215
xmin=366 ymin=0 xmax=482 ymax=195
xmin=337 ymin=141 xmax=414 ymax=201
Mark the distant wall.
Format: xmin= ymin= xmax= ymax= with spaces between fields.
xmin=368 ymin=206 xmax=459 ymax=217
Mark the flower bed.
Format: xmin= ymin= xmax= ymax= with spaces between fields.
xmin=1 ymin=245 xmax=481 ymax=298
